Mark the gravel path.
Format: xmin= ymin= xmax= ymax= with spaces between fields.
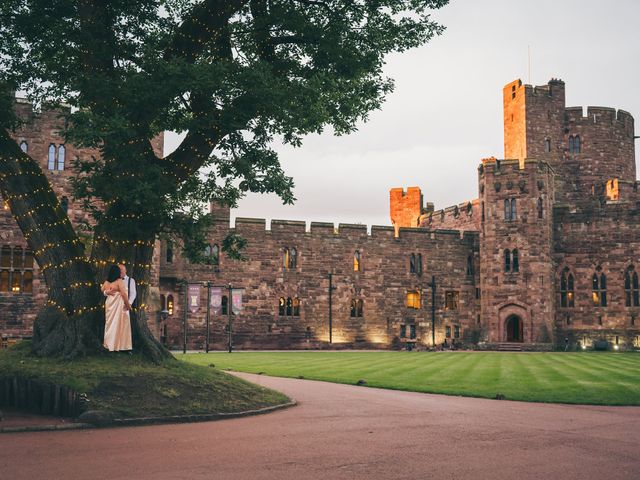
xmin=2 ymin=372 xmax=639 ymax=479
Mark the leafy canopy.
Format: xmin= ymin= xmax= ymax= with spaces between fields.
xmin=0 ymin=0 xmax=447 ymax=257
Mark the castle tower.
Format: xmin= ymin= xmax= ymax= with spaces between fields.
xmin=390 ymin=187 xmax=423 ymax=237
xmin=503 ymin=78 xmax=636 ymax=202
xmin=478 ymin=158 xmax=555 ymax=345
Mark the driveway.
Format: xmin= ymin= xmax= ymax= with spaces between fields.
xmin=1 ymin=372 xmax=639 ymax=479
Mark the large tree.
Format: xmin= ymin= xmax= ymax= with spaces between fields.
xmin=0 ymin=0 xmax=448 ymax=361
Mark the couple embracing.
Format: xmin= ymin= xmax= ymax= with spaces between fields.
xmin=101 ymin=264 xmax=137 ymax=352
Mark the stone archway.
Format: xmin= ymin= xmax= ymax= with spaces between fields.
xmin=505 ymin=315 xmax=523 ymax=342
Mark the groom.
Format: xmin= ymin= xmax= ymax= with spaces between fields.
xmin=118 ymin=264 xmax=137 ymax=311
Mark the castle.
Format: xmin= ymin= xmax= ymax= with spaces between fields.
xmin=2 ymin=78 xmax=639 ymax=351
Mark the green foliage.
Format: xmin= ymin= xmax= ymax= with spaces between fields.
xmin=0 ymin=0 xmax=448 ymax=261
xmin=182 ymin=351 xmax=640 ymax=405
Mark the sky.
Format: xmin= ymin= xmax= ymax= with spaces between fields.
xmin=166 ymin=0 xmax=640 ymax=229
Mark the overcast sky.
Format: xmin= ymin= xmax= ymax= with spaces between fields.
xmin=166 ymin=0 xmax=640 ymax=228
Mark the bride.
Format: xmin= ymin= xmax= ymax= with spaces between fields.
xmin=102 ymin=264 xmax=133 ymax=352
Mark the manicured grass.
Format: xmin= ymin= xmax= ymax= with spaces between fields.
xmin=179 ymin=351 xmax=640 ymax=405
xmin=0 ymin=342 xmax=289 ymax=418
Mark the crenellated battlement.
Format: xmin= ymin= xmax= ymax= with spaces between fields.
xmin=564 ymin=106 xmax=634 ymax=130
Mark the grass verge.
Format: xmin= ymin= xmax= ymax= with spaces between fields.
xmin=0 ymin=342 xmax=289 ymax=418
xmin=180 ymin=351 xmax=640 ymax=406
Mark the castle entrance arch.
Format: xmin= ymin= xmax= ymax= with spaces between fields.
xmin=505 ymin=315 xmax=523 ymax=342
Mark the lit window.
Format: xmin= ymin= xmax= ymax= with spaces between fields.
xmin=592 ymin=269 xmax=607 ymax=307
xmin=560 ymin=268 xmax=575 ymax=308
xmin=278 ymin=297 xmax=286 ymax=316
xmin=167 ymin=295 xmax=174 ymax=315
xmin=406 ymin=290 xmax=421 ymax=309
xmin=283 ymin=248 xmax=289 ymax=268
xmin=445 ymin=291 xmax=459 ymax=310
xmin=0 ymin=246 xmax=33 ymax=295
xmin=354 ymin=250 xmax=361 ymax=272
xmin=293 ymin=297 xmax=300 ymax=317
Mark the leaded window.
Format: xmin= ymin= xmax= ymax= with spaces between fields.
xmin=625 ymin=267 xmax=639 ymax=307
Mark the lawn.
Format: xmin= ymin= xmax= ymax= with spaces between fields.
xmin=0 ymin=342 xmax=289 ymax=418
xmin=179 ymin=351 xmax=640 ymax=406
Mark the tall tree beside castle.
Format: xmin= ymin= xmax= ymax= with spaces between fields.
xmin=0 ymin=0 xmax=448 ymax=360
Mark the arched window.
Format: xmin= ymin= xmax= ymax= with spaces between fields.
xmin=625 ymin=267 xmax=640 ymax=307
xmin=57 ymin=145 xmax=65 ymax=170
xmin=416 ymin=254 xmax=422 ymax=276
xmin=544 ymin=138 xmax=551 ymax=153
xmin=160 ymin=294 xmax=166 ymax=311
xmin=61 ymin=196 xmax=69 ymax=212
xmin=278 ymin=297 xmax=286 ymax=316
xmin=353 ymin=250 xmax=361 ymax=272
xmin=204 ymin=244 xmax=211 ymax=257
xmin=289 ymin=248 xmax=297 ymax=268
xmin=167 ymin=295 xmax=174 ymax=315
xmin=19 ymin=141 xmax=28 ymax=153
xmin=286 ymin=297 xmax=293 ymax=316
xmin=466 ymin=255 xmax=474 ymax=276
xmin=568 ymin=136 xmax=574 ymax=154
xmin=504 ymin=249 xmax=511 ymax=272
xmin=574 ymin=135 xmax=581 ymax=154
xmin=166 ymin=242 xmax=173 ymax=263
xmin=560 ymin=268 xmax=575 ymax=308
xmin=221 ymin=295 xmax=228 ymax=315
xmin=504 ymin=198 xmax=517 ymax=221
xmin=537 ymin=197 xmax=543 ymax=219
xmin=283 ymin=248 xmax=290 ymax=268
xmin=212 ymin=244 xmax=219 ymax=266
xmin=512 ymin=249 xmax=519 ymax=272
xmin=356 ymin=299 xmax=363 ymax=318
xmin=409 ymin=253 xmax=415 ymax=273
xmin=293 ymin=297 xmax=300 ymax=317
xmin=592 ymin=270 xmax=607 ymax=307
xmin=350 ymin=299 xmax=357 ymax=318
xmin=48 ymin=144 xmax=56 ymax=170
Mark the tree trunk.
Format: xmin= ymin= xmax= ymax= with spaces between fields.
xmin=0 ymin=130 xmax=103 ymax=358
xmin=91 ymin=227 xmax=172 ymax=363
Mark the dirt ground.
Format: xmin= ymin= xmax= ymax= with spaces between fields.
xmin=2 ymin=372 xmax=639 ymax=479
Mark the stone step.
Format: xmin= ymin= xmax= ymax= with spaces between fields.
xmin=496 ymin=343 xmax=524 ymax=352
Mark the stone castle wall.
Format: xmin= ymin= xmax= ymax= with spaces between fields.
xmin=157 ymin=217 xmax=479 ymax=350
xmin=3 ymin=78 xmax=640 ymax=351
